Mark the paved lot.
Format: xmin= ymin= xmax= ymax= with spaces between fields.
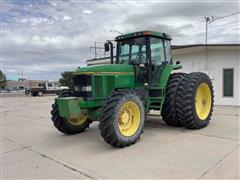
xmin=1 ymin=95 xmax=239 ymax=179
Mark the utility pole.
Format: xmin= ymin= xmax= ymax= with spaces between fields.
xmin=204 ymin=16 xmax=214 ymax=73
xmin=94 ymin=42 xmax=96 ymax=58
xmin=204 ymin=16 xmax=214 ymax=45
xmin=21 ymin=70 xmax=23 ymax=81
xmin=90 ymin=42 xmax=105 ymax=59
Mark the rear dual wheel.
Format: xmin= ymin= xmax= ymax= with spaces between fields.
xmin=177 ymin=72 xmax=214 ymax=129
xmin=162 ymin=72 xmax=214 ymax=129
xmin=161 ymin=73 xmax=186 ymax=126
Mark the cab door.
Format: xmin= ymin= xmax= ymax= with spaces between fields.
xmin=149 ymin=38 xmax=165 ymax=86
xmin=117 ymin=37 xmax=148 ymax=86
xmin=149 ymin=38 xmax=172 ymax=86
xmin=46 ymin=82 xmax=54 ymax=91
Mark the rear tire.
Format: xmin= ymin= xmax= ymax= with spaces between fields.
xmin=161 ymin=73 xmax=186 ymax=126
xmin=99 ymin=89 xmax=145 ymax=147
xmin=176 ymin=72 xmax=214 ymax=129
xmin=51 ymin=93 xmax=92 ymax=134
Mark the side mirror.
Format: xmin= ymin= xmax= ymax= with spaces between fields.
xmin=104 ymin=42 xmax=110 ymax=52
xmin=176 ymin=60 xmax=180 ymax=65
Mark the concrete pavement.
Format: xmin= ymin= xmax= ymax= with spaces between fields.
xmin=1 ymin=96 xmax=239 ymax=179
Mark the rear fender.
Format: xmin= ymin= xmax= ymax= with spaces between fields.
xmin=159 ymin=64 xmax=182 ymax=88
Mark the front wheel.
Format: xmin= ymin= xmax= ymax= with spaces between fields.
xmin=51 ymin=93 xmax=92 ymax=134
xmin=99 ymin=89 xmax=145 ymax=147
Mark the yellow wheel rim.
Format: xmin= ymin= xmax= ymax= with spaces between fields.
xmin=118 ymin=101 xmax=141 ymax=137
xmin=68 ymin=114 xmax=87 ymax=126
xmin=195 ymin=83 xmax=212 ymax=120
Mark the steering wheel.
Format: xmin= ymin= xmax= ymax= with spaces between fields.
xmin=136 ymin=54 xmax=146 ymax=63
xmin=130 ymin=59 xmax=138 ymax=65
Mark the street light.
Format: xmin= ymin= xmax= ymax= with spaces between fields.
xmin=204 ymin=16 xmax=214 ymax=45
xmin=204 ymin=16 xmax=214 ymax=73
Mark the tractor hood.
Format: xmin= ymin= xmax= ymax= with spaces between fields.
xmin=73 ymin=64 xmax=134 ymax=75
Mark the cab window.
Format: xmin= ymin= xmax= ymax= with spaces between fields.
xmin=150 ymin=38 xmax=164 ymax=65
xmin=47 ymin=83 xmax=53 ymax=87
xmin=118 ymin=44 xmax=129 ymax=64
xmin=118 ymin=37 xmax=147 ymax=64
xmin=164 ymin=40 xmax=172 ymax=63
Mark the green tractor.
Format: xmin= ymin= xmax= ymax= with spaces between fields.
xmin=51 ymin=31 xmax=214 ymax=147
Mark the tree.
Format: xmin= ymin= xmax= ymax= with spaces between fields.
xmin=0 ymin=70 xmax=7 ymax=89
xmin=59 ymin=71 xmax=74 ymax=89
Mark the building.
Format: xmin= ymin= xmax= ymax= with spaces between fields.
xmin=6 ymin=80 xmax=48 ymax=90
xmin=86 ymin=44 xmax=240 ymax=106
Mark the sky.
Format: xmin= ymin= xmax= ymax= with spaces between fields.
xmin=1 ymin=0 xmax=239 ymax=80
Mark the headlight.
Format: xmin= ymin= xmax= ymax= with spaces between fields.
xmin=82 ymin=86 xmax=92 ymax=91
xmin=74 ymin=86 xmax=92 ymax=92
xmin=74 ymin=86 xmax=81 ymax=91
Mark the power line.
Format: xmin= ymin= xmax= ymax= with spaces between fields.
xmin=203 ymin=11 xmax=240 ymax=44
xmin=215 ymin=11 xmax=240 ymax=21
xmin=190 ymin=11 xmax=240 ymax=27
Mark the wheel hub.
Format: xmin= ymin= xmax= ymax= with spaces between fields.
xmin=121 ymin=112 xmax=130 ymax=124
xmin=195 ymin=83 xmax=212 ymax=120
xmin=68 ymin=113 xmax=87 ymax=126
xmin=118 ymin=101 xmax=141 ymax=137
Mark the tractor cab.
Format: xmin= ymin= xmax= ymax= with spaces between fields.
xmin=105 ymin=31 xmax=181 ymax=109
xmin=105 ymin=31 xmax=177 ymax=85
xmin=116 ymin=31 xmax=173 ymax=86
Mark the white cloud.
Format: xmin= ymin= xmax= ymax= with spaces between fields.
xmin=82 ymin=10 xmax=93 ymax=14
xmin=62 ymin=15 xmax=71 ymax=21
xmin=20 ymin=17 xmax=54 ymax=26
xmin=49 ymin=2 xmax=58 ymax=7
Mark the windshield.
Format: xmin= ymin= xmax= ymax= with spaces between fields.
xmin=117 ymin=37 xmax=147 ymax=64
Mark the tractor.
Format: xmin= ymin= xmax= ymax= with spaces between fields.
xmin=51 ymin=31 xmax=214 ymax=147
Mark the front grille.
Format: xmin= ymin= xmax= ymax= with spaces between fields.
xmin=73 ymin=75 xmax=92 ymax=99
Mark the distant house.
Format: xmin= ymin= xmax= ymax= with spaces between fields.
xmin=86 ymin=44 xmax=240 ymax=106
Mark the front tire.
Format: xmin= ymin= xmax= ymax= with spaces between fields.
xmin=51 ymin=93 xmax=92 ymax=134
xmin=177 ymin=72 xmax=214 ymax=129
xmin=99 ymin=89 xmax=145 ymax=147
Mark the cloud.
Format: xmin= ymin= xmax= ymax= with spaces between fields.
xmin=62 ymin=15 xmax=71 ymax=21
xmin=1 ymin=0 xmax=239 ymax=80
xmin=82 ymin=10 xmax=93 ymax=14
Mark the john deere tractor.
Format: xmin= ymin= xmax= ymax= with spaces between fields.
xmin=51 ymin=31 xmax=214 ymax=147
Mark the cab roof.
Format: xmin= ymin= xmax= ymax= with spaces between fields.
xmin=115 ymin=30 xmax=172 ymax=41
